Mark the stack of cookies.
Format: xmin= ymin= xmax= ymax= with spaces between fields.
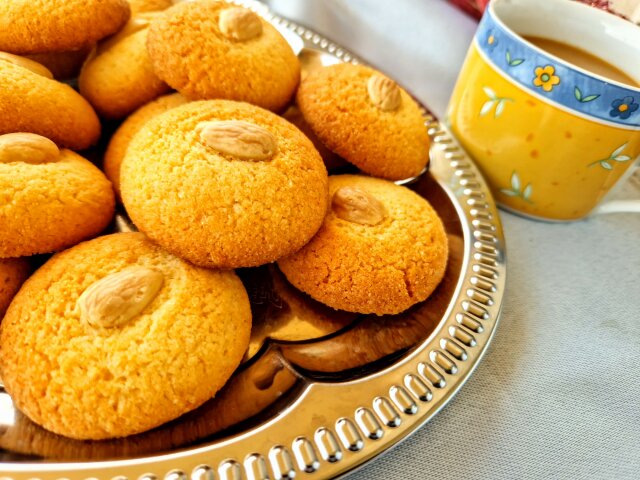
xmin=0 ymin=0 xmax=448 ymax=440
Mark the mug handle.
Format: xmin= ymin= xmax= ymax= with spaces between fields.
xmin=592 ymin=161 xmax=640 ymax=215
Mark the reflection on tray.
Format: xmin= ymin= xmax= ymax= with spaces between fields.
xmin=0 ymin=173 xmax=464 ymax=461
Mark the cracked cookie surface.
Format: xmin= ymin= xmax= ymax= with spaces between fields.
xmin=278 ymin=175 xmax=448 ymax=315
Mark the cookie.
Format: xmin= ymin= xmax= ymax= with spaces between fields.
xmin=147 ymin=1 xmax=300 ymax=111
xmin=26 ymin=46 xmax=93 ymax=80
xmin=0 ymin=258 xmax=30 ymax=318
xmin=0 ymin=232 xmax=252 ymax=440
xmin=297 ymin=63 xmax=430 ymax=180
xmin=0 ymin=53 xmax=100 ymax=150
xmin=104 ymin=93 xmax=188 ymax=199
xmin=278 ymin=174 xmax=448 ymax=315
xmin=79 ymin=12 xmax=171 ymax=119
xmin=120 ymin=99 xmax=328 ymax=269
xmin=0 ymin=0 xmax=130 ymax=54
xmin=0 ymin=133 xmax=115 ymax=258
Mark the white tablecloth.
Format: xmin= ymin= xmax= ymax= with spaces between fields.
xmin=265 ymin=1 xmax=640 ymax=478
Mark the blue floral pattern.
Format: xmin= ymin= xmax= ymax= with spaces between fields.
xmin=475 ymin=8 xmax=640 ymax=129
xmin=609 ymin=97 xmax=639 ymax=120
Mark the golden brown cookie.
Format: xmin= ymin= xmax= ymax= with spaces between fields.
xmin=0 ymin=0 xmax=130 ymax=54
xmin=297 ymin=63 xmax=430 ymax=180
xmin=79 ymin=12 xmax=171 ymax=119
xmin=26 ymin=46 xmax=93 ymax=80
xmin=278 ymin=175 xmax=448 ymax=315
xmin=0 ymin=258 xmax=30 ymax=318
xmin=121 ymin=100 xmax=328 ymax=268
xmin=0 ymin=133 xmax=115 ymax=258
xmin=0 ymin=232 xmax=252 ymax=440
xmin=0 ymin=54 xmax=100 ymax=150
xmin=147 ymin=1 xmax=300 ymax=111
xmin=104 ymin=93 xmax=188 ymax=199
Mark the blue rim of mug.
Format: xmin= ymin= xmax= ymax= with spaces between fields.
xmin=475 ymin=3 xmax=640 ymax=130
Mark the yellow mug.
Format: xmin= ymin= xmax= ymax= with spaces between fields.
xmin=447 ymin=0 xmax=640 ymax=221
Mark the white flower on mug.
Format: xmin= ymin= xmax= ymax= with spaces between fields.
xmin=480 ymin=87 xmax=514 ymax=118
xmin=500 ymin=171 xmax=533 ymax=203
xmin=588 ymin=142 xmax=632 ymax=170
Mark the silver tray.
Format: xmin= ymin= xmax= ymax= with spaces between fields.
xmin=0 ymin=1 xmax=506 ymax=478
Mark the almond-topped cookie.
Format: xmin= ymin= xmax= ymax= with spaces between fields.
xmin=0 ymin=0 xmax=130 ymax=54
xmin=0 ymin=53 xmax=100 ymax=149
xmin=0 ymin=232 xmax=252 ymax=439
xmin=278 ymin=175 xmax=448 ymax=315
xmin=297 ymin=63 xmax=431 ymax=180
xmin=0 ymin=133 xmax=114 ymax=258
xmin=146 ymin=0 xmax=300 ymax=111
xmin=120 ymin=99 xmax=328 ymax=269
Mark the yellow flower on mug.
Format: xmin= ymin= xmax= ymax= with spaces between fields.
xmin=533 ymin=65 xmax=560 ymax=92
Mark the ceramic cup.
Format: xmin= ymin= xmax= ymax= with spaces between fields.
xmin=447 ymin=0 xmax=640 ymax=221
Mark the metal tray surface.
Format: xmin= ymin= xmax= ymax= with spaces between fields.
xmin=0 ymin=1 xmax=507 ymax=478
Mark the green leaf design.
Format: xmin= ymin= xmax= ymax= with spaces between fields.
xmin=480 ymin=100 xmax=494 ymax=116
xmin=614 ymin=155 xmax=631 ymax=162
xmin=601 ymin=161 xmax=613 ymax=170
xmin=574 ymin=86 xmax=582 ymax=101
xmin=523 ymin=184 xmax=532 ymax=200
xmin=500 ymin=189 xmax=518 ymax=196
xmin=610 ymin=143 xmax=628 ymax=159
xmin=573 ymin=88 xmax=598 ymax=103
xmin=505 ymin=51 xmax=524 ymax=66
xmin=511 ymin=171 xmax=521 ymax=191
xmin=495 ymin=100 xmax=505 ymax=117
xmin=483 ymin=87 xmax=497 ymax=100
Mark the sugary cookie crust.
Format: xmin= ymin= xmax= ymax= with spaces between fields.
xmin=297 ymin=63 xmax=430 ymax=180
xmin=0 ymin=232 xmax=252 ymax=440
xmin=278 ymin=175 xmax=448 ymax=315
xmin=0 ymin=0 xmax=130 ymax=54
xmin=146 ymin=0 xmax=300 ymax=111
xmin=120 ymin=99 xmax=328 ymax=269
xmin=0 ymin=148 xmax=115 ymax=258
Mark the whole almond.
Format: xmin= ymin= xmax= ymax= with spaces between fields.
xmin=198 ymin=120 xmax=277 ymax=161
xmin=367 ymin=73 xmax=402 ymax=111
xmin=332 ymin=186 xmax=387 ymax=226
xmin=219 ymin=7 xmax=263 ymax=42
xmin=0 ymin=52 xmax=53 ymax=79
xmin=0 ymin=133 xmax=60 ymax=165
xmin=78 ymin=267 xmax=164 ymax=329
